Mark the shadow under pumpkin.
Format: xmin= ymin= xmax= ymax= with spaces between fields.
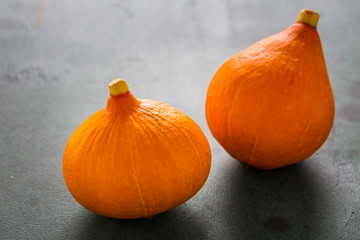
xmin=220 ymin=157 xmax=329 ymax=238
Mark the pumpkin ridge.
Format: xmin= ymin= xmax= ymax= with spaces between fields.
xmin=128 ymin=111 xmax=185 ymax=212
xmin=140 ymin=105 xmax=207 ymax=197
xmin=141 ymin=107 xmax=202 ymax=159
xmin=159 ymin=117 xmax=207 ymax=198
xmin=128 ymin=106 xmax=194 ymax=211
xmin=297 ymin=119 xmax=312 ymax=148
xmin=247 ymin=136 xmax=259 ymax=166
xmin=131 ymin=157 xmax=148 ymax=217
xmin=79 ymin=113 xmax=109 ymax=194
xmin=95 ymin=121 xmax=114 ymax=210
xmin=130 ymin=108 xmax=175 ymax=153
xmin=127 ymin=125 xmax=148 ymax=217
xmin=167 ymin=123 xmax=206 ymax=199
xmin=226 ymin=76 xmax=248 ymax=159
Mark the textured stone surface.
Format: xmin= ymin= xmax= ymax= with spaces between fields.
xmin=0 ymin=0 xmax=359 ymax=239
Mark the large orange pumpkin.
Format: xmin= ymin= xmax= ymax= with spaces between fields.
xmin=63 ymin=79 xmax=211 ymax=219
xmin=205 ymin=9 xmax=335 ymax=170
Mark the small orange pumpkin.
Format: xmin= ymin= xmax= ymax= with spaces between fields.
xmin=205 ymin=9 xmax=335 ymax=170
xmin=63 ymin=79 xmax=211 ymax=219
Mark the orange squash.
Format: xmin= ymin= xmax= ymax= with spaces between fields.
xmin=205 ymin=9 xmax=335 ymax=170
xmin=63 ymin=79 xmax=211 ymax=219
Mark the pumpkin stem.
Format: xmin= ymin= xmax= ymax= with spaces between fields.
xmin=109 ymin=78 xmax=129 ymax=96
xmin=296 ymin=9 xmax=320 ymax=28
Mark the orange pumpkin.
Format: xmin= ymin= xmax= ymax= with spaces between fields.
xmin=205 ymin=9 xmax=335 ymax=170
xmin=63 ymin=79 xmax=211 ymax=219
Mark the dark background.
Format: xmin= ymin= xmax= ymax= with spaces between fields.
xmin=1 ymin=0 xmax=359 ymax=239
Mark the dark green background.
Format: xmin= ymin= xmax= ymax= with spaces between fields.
xmin=1 ymin=0 xmax=359 ymax=239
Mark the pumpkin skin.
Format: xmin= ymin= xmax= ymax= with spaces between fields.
xmin=63 ymin=79 xmax=211 ymax=219
xmin=205 ymin=9 xmax=335 ymax=170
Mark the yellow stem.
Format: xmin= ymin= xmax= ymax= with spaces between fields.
xmin=109 ymin=78 xmax=129 ymax=96
xmin=296 ymin=9 xmax=320 ymax=28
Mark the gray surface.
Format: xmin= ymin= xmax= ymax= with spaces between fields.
xmin=0 ymin=0 xmax=359 ymax=239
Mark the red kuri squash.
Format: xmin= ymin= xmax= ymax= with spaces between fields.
xmin=63 ymin=79 xmax=211 ymax=218
xmin=205 ymin=9 xmax=335 ymax=169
